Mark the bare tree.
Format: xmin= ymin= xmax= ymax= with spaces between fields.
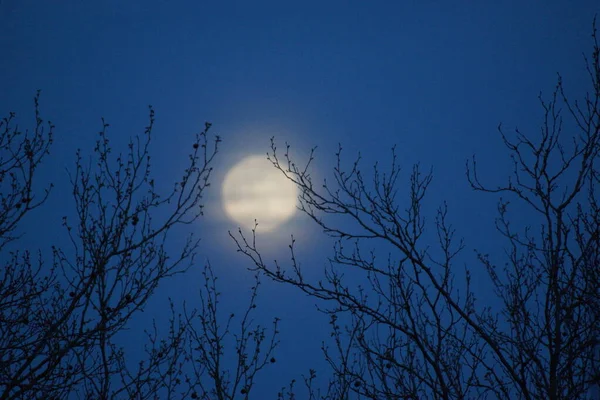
xmin=0 ymin=90 xmax=52 ymax=251
xmin=0 ymin=96 xmax=279 ymax=399
xmin=183 ymin=262 xmax=280 ymax=400
xmin=233 ymin=20 xmax=600 ymax=400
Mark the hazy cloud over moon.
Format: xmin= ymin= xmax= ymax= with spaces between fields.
xmin=221 ymin=155 xmax=298 ymax=232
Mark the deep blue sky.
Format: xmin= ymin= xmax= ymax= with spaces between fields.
xmin=2 ymin=0 xmax=599 ymax=397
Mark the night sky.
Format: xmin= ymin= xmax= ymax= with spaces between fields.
xmin=2 ymin=1 xmax=599 ymax=397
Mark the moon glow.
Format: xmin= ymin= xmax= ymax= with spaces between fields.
xmin=222 ymin=155 xmax=298 ymax=232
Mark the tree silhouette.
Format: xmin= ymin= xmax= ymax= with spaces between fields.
xmin=0 ymin=90 xmax=52 ymax=251
xmin=233 ymin=20 xmax=600 ymax=400
xmin=0 ymin=96 xmax=279 ymax=399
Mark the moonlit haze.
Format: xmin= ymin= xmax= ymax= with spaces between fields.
xmin=1 ymin=0 xmax=598 ymax=398
xmin=222 ymin=155 xmax=298 ymax=232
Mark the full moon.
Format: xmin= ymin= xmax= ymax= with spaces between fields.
xmin=221 ymin=155 xmax=298 ymax=232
